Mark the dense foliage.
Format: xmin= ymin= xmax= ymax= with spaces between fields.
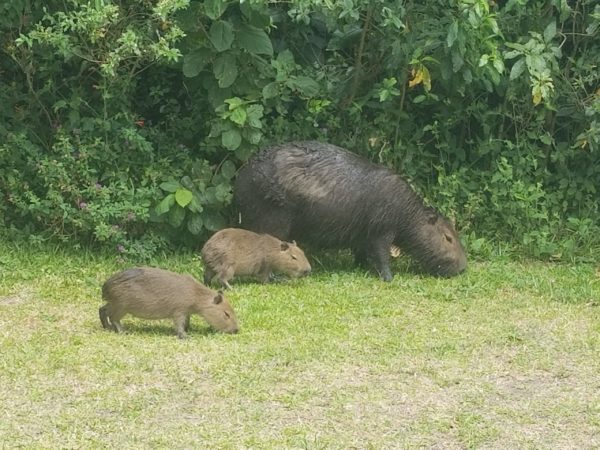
xmin=1 ymin=0 xmax=599 ymax=261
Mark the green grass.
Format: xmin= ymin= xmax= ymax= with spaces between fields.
xmin=1 ymin=242 xmax=599 ymax=448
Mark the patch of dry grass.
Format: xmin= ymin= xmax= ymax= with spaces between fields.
xmin=0 ymin=244 xmax=599 ymax=448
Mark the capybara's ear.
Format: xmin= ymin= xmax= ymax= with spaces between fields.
xmin=214 ymin=293 xmax=223 ymax=304
xmin=427 ymin=213 xmax=439 ymax=225
xmin=292 ymin=240 xmax=297 ymax=246
xmin=280 ymin=242 xmax=290 ymax=251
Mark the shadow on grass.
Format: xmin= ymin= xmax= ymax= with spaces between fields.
xmin=100 ymin=321 xmax=217 ymax=338
xmin=307 ymin=249 xmax=418 ymax=278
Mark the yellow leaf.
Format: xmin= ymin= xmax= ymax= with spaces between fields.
xmin=532 ymin=86 xmax=542 ymax=105
xmin=409 ymin=66 xmax=424 ymax=88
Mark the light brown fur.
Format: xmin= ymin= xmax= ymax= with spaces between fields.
xmin=201 ymin=228 xmax=311 ymax=289
xmin=99 ymin=267 xmax=239 ymax=338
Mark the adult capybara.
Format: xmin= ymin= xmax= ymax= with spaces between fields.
xmin=99 ymin=267 xmax=239 ymax=338
xmin=201 ymin=228 xmax=311 ymax=289
xmin=234 ymin=141 xmax=467 ymax=281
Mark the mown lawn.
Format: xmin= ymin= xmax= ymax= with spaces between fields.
xmin=0 ymin=242 xmax=599 ymax=449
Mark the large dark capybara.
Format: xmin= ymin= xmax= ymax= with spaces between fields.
xmin=234 ymin=141 xmax=467 ymax=281
xmin=99 ymin=267 xmax=239 ymax=338
xmin=201 ymin=228 xmax=312 ymax=289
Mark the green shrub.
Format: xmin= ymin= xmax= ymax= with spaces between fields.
xmin=0 ymin=0 xmax=598 ymax=261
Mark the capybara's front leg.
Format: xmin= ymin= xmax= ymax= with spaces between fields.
xmin=370 ymin=236 xmax=394 ymax=282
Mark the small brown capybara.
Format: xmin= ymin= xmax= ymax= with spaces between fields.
xmin=99 ymin=267 xmax=239 ymax=339
xmin=201 ymin=228 xmax=312 ymax=289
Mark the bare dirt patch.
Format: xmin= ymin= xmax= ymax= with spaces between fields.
xmin=0 ymin=289 xmax=34 ymax=306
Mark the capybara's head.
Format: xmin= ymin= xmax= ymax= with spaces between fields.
xmin=201 ymin=291 xmax=239 ymax=334
xmin=271 ymin=241 xmax=312 ymax=278
xmin=411 ymin=210 xmax=467 ymax=277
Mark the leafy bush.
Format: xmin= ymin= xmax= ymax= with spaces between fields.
xmin=0 ymin=0 xmax=598 ymax=261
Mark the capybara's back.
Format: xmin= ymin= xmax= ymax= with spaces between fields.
xmin=99 ymin=267 xmax=238 ymax=338
xmin=201 ymin=228 xmax=311 ymax=288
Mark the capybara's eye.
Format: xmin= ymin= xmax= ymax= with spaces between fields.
xmin=445 ymin=234 xmax=453 ymax=243
xmin=224 ymin=311 xmax=231 ymax=319
xmin=291 ymin=255 xmax=298 ymax=260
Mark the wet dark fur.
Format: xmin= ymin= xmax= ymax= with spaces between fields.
xmin=234 ymin=141 xmax=467 ymax=280
xmin=99 ymin=267 xmax=239 ymax=338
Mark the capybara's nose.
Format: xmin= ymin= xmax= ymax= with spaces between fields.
xmin=229 ymin=327 xmax=239 ymax=334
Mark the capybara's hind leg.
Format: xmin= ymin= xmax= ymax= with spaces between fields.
xmin=99 ymin=305 xmax=111 ymax=329
xmin=106 ymin=305 xmax=125 ymax=333
xmin=184 ymin=315 xmax=191 ymax=332
xmin=203 ymin=267 xmax=215 ymax=286
xmin=258 ymin=268 xmax=272 ymax=284
xmin=112 ymin=321 xmax=124 ymax=333
xmin=218 ymin=267 xmax=235 ymax=289
xmin=173 ymin=313 xmax=188 ymax=339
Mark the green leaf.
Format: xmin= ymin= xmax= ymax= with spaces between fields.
xmin=543 ymin=21 xmax=556 ymax=43
xmin=490 ymin=18 xmax=500 ymax=35
xmin=276 ymin=49 xmax=295 ymax=66
xmin=222 ymin=129 xmax=241 ymax=150
xmin=262 ymin=82 xmax=279 ymax=99
xmin=53 ymin=100 xmax=67 ymax=112
xmin=202 ymin=211 xmax=227 ymax=231
xmin=505 ymin=42 xmax=526 ymax=51
xmin=213 ymin=54 xmax=238 ymax=88
xmin=286 ymin=76 xmax=320 ymax=97
xmin=243 ymin=128 xmax=262 ymax=145
xmin=220 ymin=160 xmax=236 ymax=179
xmin=189 ymin=192 xmax=203 ymax=213
xmin=240 ymin=2 xmax=271 ymax=28
xmin=447 ymin=21 xmax=459 ymax=47
xmin=540 ymin=133 xmax=552 ymax=145
xmin=413 ymin=95 xmax=426 ymax=104
xmin=187 ymin=214 xmax=204 ymax=235
xmin=487 ymin=65 xmax=501 ymax=86
xmin=202 ymin=187 xmax=217 ymax=204
xmin=155 ymin=194 xmax=175 ymax=215
xmin=246 ymin=104 xmax=264 ymax=128
xmin=526 ymin=54 xmax=546 ymax=75
xmin=235 ymin=145 xmax=254 ymax=161
xmin=493 ymin=58 xmax=504 ymax=74
xmin=209 ymin=21 xmax=234 ymax=52
xmin=229 ymin=107 xmax=247 ymax=126
xmin=451 ymin=51 xmax=464 ymax=72
xmin=504 ymin=50 xmax=522 ymax=60
xmin=236 ymin=24 xmax=273 ymax=56
xmin=183 ymin=49 xmax=211 ymax=78
xmin=509 ymin=59 xmax=526 ymax=80
xmin=478 ymin=54 xmax=489 ymax=67
xmin=175 ymin=188 xmax=193 ymax=207
xmin=168 ymin=205 xmax=186 ymax=227
xmin=160 ymin=181 xmax=180 ymax=193
xmin=180 ymin=176 xmax=194 ymax=190
xmin=205 ymin=0 xmax=228 ymax=20
xmin=209 ymin=120 xmax=230 ymax=138
xmin=462 ymin=68 xmax=473 ymax=83
xmin=225 ymin=97 xmax=244 ymax=109
xmin=215 ymin=183 xmax=231 ymax=202
xmin=557 ymin=0 xmax=571 ymax=21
